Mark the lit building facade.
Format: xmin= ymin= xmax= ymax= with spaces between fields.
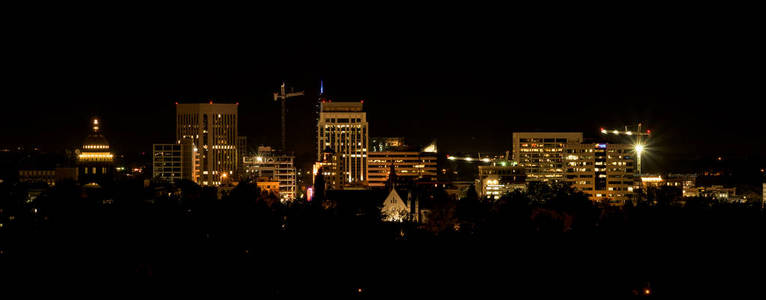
xmin=512 ymin=132 xmax=583 ymax=182
xmin=256 ymin=181 xmax=280 ymax=196
xmin=152 ymin=140 xmax=199 ymax=183
xmin=368 ymin=152 xmax=438 ymax=188
xmin=478 ymin=164 xmax=526 ymax=199
xmin=77 ymin=118 xmax=114 ymax=185
xmin=18 ymin=169 xmax=56 ymax=186
xmin=564 ymin=143 xmax=636 ymax=205
xmin=241 ymin=146 xmax=296 ymax=201
xmin=176 ymin=103 xmax=238 ymax=186
xmin=313 ymin=148 xmax=342 ymax=190
xmin=371 ymin=137 xmax=406 ymax=152
xmin=19 ymin=167 xmax=78 ymax=186
xmin=317 ymin=102 xmax=369 ymax=186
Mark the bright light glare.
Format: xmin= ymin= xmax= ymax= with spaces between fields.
xmin=635 ymin=144 xmax=645 ymax=154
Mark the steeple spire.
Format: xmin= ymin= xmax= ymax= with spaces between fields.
xmin=387 ymin=162 xmax=397 ymax=190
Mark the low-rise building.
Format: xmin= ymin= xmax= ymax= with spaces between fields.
xmin=368 ymin=151 xmax=437 ymax=188
xmin=242 ymin=146 xmax=296 ymax=201
xmin=477 ymin=164 xmax=526 ymax=199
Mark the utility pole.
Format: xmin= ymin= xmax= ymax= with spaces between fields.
xmin=273 ymin=81 xmax=304 ymax=151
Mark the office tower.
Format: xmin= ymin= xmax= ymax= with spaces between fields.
xmin=513 ymin=132 xmax=638 ymax=205
xmin=77 ymin=117 xmax=114 ymax=185
xmin=367 ymin=152 xmax=438 ymax=188
xmin=317 ymin=102 xmax=369 ymax=187
xmin=176 ymin=103 xmax=238 ymax=186
xmin=564 ymin=142 xmax=636 ymax=205
xmin=152 ymin=139 xmax=199 ymax=183
xmin=241 ymin=146 xmax=297 ymax=201
xmin=512 ymin=132 xmax=583 ymax=182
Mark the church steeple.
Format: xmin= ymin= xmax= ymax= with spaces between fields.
xmin=387 ymin=162 xmax=397 ymax=190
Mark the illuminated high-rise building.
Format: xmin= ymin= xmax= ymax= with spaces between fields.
xmin=176 ymin=103 xmax=238 ymax=186
xmin=564 ymin=142 xmax=636 ymax=205
xmin=317 ymin=102 xmax=369 ymax=187
xmin=77 ymin=117 xmax=114 ymax=185
xmin=513 ymin=132 xmax=637 ymax=205
xmin=512 ymin=132 xmax=583 ymax=182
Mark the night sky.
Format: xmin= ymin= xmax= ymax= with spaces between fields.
xmin=4 ymin=17 xmax=763 ymax=172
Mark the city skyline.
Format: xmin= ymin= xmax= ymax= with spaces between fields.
xmin=4 ymin=29 xmax=765 ymax=175
xmin=3 ymin=11 xmax=765 ymax=297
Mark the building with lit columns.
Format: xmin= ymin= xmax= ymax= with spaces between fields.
xmin=176 ymin=102 xmax=239 ymax=186
xmin=316 ymin=101 xmax=369 ymax=188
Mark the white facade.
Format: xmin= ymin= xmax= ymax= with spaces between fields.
xmin=381 ymin=189 xmax=409 ymax=222
xmin=317 ymin=102 xmax=369 ymax=185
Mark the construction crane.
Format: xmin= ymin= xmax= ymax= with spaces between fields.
xmin=446 ymin=152 xmax=516 ymax=166
xmin=600 ymin=123 xmax=651 ymax=175
xmin=273 ymin=81 xmax=304 ymax=151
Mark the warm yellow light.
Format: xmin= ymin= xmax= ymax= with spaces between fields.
xmin=635 ymin=144 xmax=645 ymax=154
xmin=641 ymin=176 xmax=663 ymax=182
xmin=78 ymin=152 xmax=114 ymax=161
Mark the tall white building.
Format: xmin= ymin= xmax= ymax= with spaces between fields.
xmin=317 ymin=102 xmax=369 ymax=187
xmin=176 ymin=103 xmax=238 ymax=186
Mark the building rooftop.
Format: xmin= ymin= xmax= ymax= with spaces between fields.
xmin=320 ymin=102 xmax=364 ymax=112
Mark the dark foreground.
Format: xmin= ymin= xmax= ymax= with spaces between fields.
xmin=3 ymin=229 xmax=763 ymax=297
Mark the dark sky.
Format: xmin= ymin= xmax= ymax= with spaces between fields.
xmin=3 ymin=14 xmax=763 ymax=172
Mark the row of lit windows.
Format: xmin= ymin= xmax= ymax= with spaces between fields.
xmin=83 ymin=145 xmax=109 ymax=149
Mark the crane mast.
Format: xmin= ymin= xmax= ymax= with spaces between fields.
xmin=273 ymin=81 xmax=304 ymax=151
